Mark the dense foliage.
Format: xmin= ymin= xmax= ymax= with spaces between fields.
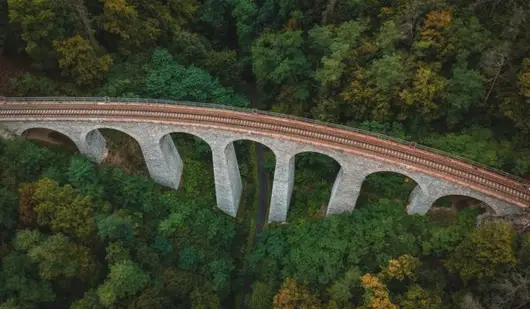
xmin=2 ymin=0 xmax=530 ymax=224
xmin=2 ymin=0 xmax=530 ymax=308
xmin=1 ymin=138 xmax=530 ymax=309
xmin=0 ymin=138 xmax=235 ymax=309
xmin=2 ymin=0 xmax=530 ymax=176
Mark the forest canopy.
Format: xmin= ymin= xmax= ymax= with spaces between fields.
xmin=0 ymin=137 xmax=529 ymax=309
xmin=1 ymin=0 xmax=530 ymax=308
xmin=1 ymin=0 xmax=530 ymax=176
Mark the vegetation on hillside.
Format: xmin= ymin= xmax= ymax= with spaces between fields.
xmin=1 ymin=136 xmax=529 ymax=309
xmin=1 ymin=0 xmax=530 ymax=308
xmin=1 ymin=0 xmax=530 ymax=178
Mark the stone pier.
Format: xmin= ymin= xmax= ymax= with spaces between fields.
xmin=137 ymin=134 xmax=182 ymax=190
xmin=210 ymin=142 xmax=243 ymax=217
xmin=268 ymin=153 xmax=296 ymax=222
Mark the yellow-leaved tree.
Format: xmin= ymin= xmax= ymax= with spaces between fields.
xmin=53 ymin=35 xmax=113 ymax=87
xmin=273 ymin=278 xmax=322 ymax=309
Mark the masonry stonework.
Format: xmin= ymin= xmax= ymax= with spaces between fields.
xmin=1 ymin=120 xmax=523 ymax=222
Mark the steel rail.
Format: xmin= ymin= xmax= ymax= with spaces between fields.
xmin=1 ymin=97 xmax=529 ymax=209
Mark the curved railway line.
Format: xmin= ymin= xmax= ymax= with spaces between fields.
xmin=1 ymin=97 xmax=529 ymax=209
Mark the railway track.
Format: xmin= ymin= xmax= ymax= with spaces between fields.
xmin=1 ymin=99 xmax=529 ymax=209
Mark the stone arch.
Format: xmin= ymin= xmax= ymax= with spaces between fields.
xmin=160 ymin=132 xmax=213 ymax=161
xmin=229 ymin=139 xmax=278 ymax=178
xmin=287 ymin=150 xmax=342 ymax=220
xmin=225 ymin=139 xmax=277 ymax=220
xmin=12 ymin=123 xmax=107 ymax=163
xmin=84 ymin=127 xmax=147 ymax=173
xmin=291 ymin=148 xmax=346 ymax=167
xmin=357 ymin=169 xmax=424 ymax=212
xmin=430 ymin=191 xmax=513 ymax=216
xmin=21 ymin=127 xmax=79 ymax=151
xmin=430 ymin=194 xmax=494 ymax=219
xmin=434 ymin=194 xmax=494 ymax=211
xmin=160 ymin=132 xmax=215 ymax=202
xmin=223 ymin=136 xmax=281 ymax=159
xmin=17 ymin=124 xmax=80 ymax=145
xmin=84 ymin=126 xmax=142 ymax=149
xmin=227 ymin=139 xmax=278 ymax=161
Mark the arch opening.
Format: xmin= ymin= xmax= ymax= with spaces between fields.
xmin=21 ymin=128 xmax=78 ymax=153
xmin=288 ymin=151 xmax=340 ymax=221
xmin=167 ymin=132 xmax=215 ymax=205
xmin=96 ymin=128 xmax=147 ymax=175
xmin=231 ymin=140 xmax=276 ymax=228
xmin=357 ymin=171 xmax=419 ymax=211
xmin=428 ymin=195 xmax=494 ymax=225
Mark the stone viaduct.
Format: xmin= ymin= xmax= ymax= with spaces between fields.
xmin=1 ymin=97 xmax=529 ymax=222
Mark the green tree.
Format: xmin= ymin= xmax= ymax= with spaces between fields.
xmin=0 ymin=299 xmax=24 ymax=309
xmin=0 ymin=188 xmax=18 ymax=229
xmin=397 ymin=285 xmax=444 ymax=309
xmin=32 ymin=178 xmax=103 ymax=239
xmin=101 ymin=168 xmax=155 ymax=213
xmin=1 ymin=252 xmax=55 ymax=306
xmin=250 ymin=281 xmax=276 ymax=309
xmin=104 ymin=242 xmax=131 ymax=264
xmin=190 ymin=285 xmax=222 ymax=309
xmin=162 ymin=267 xmax=198 ymax=300
xmin=97 ymin=214 xmax=134 ymax=244
xmin=99 ymin=0 xmax=160 ymax=53
xmin=375 ymin=21 xmax=404 ymax=53
xmin=7 ymin=0 xmax=78 ymax=67
xmin=501 ymin=58 xmax=530 ymax=134
xmin=97 ymin=260 xmax=150 ymax=306
xmin=366 ymin=53 xmax=408 ymax=95
xmin=68 ymin=156 xmax=104 ymax=198
xmin=144 ymin=49 xmax=249 ymax=107
xmin=424 ymin=127 xmax=513 ymax=169
xmin=178 ymin=247 xmax=200 ymax=271
xmin=138 ymin=0 xmax=197 ymax=36
xmin=445 ymin=62 xmax=486 ymax=126
xmin=232 ymin=0 xmax=257 ymax=50
xmin=445 ymin=222 xmax=516 ymax=282
xmin=398 ymin=63 xmax=447 ymax=122
xmin=7 ymin=73 xmax=59 ymax=96
xmin=53 ymin=35 xmax=112 ymax=87
xmin=252 ymin=30 xmax=310 ymax=86
xmin=0 ymin=139 xmax=67 ymax=188
xmin=70 ymin=290 xmax=103 ymax=309
xmin=327 ymin=268 xmax=361 ymax=307
xmin=310 ymin=21 xmax=366 ymax=87
xmin=14 ymin=230 xmax=96 ymax=281
xmin=207 ymin=258 xmax=234 ymax=292
xmin=128 ymin=288 xmax=169 ymax=309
